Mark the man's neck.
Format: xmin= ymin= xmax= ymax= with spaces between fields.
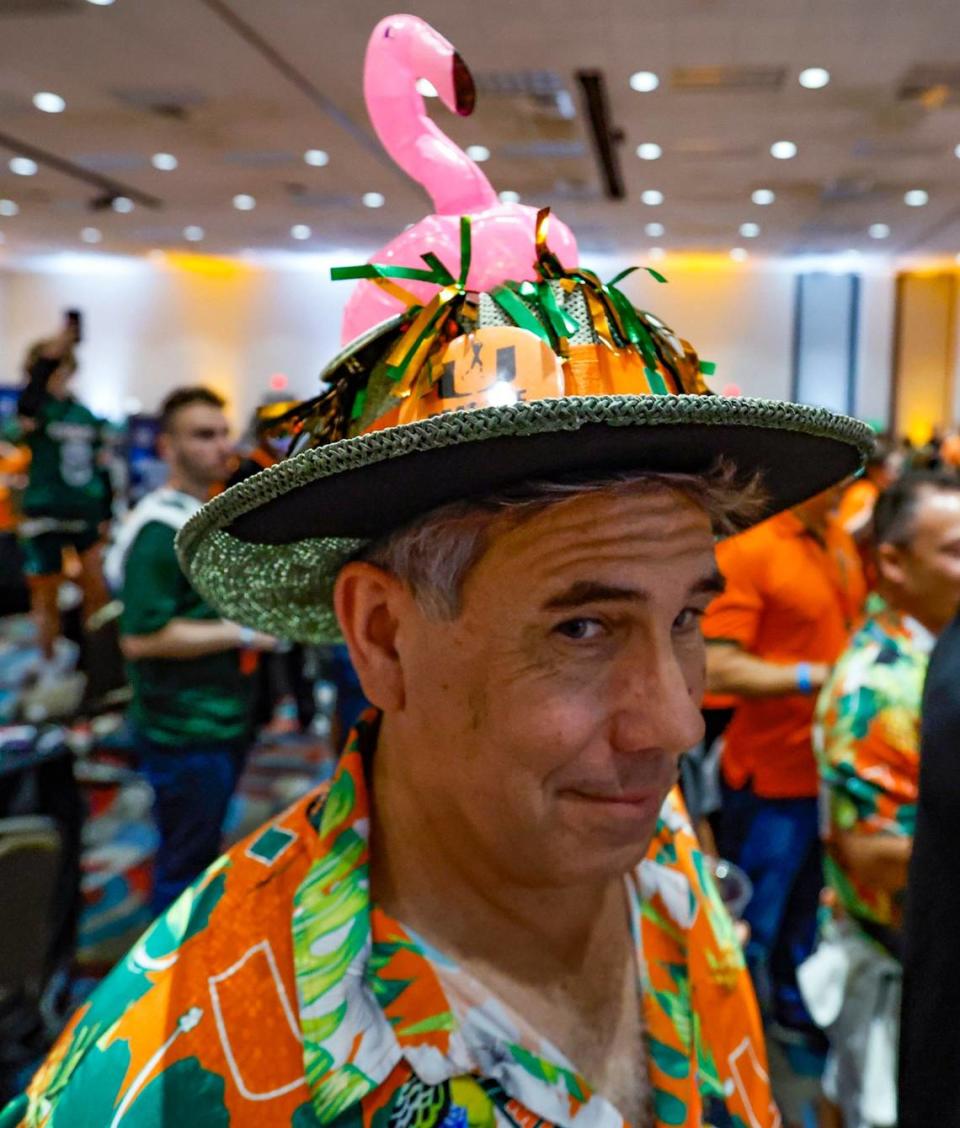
xmin=878 ymin=584 xmax=946 ymax=639
xmin=166 ymin=473 xmax=209 ymax=503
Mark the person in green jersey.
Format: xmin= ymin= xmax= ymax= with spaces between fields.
xmin=107 ymin=386 xmax=277 ymax=913
xmin=15 ymin=320 xmax=112 ymax=661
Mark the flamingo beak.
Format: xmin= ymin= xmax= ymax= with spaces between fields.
xmin=452 ymin=52 xmax=476 ymax=116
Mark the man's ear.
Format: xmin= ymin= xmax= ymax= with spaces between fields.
xmin=876 ymin=541 xmax=906 ymax=588
xmin=334 ymin=562 xmax=407 ymax=712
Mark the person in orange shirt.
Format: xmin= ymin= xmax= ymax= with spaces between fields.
xmin=836 ymin=435 xmax=900 ymax=541
xmin=703 ymin=486 xmax=866 ymax=1061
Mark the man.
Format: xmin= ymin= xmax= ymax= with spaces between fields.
xmin=106 ymin=387 xmax=276 ymax=914
xmin=703 ymin=487 xmax=866 ymax=1050
xmin=3 ymin=248 xmax=870 ymax=1127
xmin=899 ymin=497 xmax=960 ymax=1124
xmin=801 ymin=472 xmax=960 ymax=1128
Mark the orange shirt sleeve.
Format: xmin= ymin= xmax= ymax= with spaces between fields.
xmin=703 ymin=534 xmax=766 ymax=650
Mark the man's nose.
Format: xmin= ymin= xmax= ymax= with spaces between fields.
xmin=612 ymin=642 xmax=705 ymax=757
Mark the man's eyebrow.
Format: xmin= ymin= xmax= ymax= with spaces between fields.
xmin=542 ymin=581 xmax=648 ymax=611
xmin=541 ymin=570 xmax=726 ymax=612
xmin=691 ymin=570 xmax=726 ymax=598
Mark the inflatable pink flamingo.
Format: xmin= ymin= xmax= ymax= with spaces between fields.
xmin=340 ymin=13 xmax=579 ymax=344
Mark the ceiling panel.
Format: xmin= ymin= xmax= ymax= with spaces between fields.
xmin=0 ymin=0 xmax=957 ymax=262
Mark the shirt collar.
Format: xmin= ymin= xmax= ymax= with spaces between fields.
xmin=292 ymin=713 xmax=641 ymax=1127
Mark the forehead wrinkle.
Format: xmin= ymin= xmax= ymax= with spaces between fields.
xmin=511 ymin=511 xmax=713 ymax=579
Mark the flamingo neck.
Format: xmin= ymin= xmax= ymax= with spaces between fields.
xmin=365 ymin=58 xmax=498 ymax=215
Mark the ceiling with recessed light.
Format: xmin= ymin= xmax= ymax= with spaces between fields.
xmin=1 ymin=0 xmax=960 ymax=259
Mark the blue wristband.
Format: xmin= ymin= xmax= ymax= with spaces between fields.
xmin=796 ymin=662 xmax=813 ymax=695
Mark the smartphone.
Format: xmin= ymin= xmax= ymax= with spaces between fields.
xmin=65 ymin=308 xmax=83 ymax=342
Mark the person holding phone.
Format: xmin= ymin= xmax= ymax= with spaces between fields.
xmin=13 ymin=310 xmax=112 ymax=664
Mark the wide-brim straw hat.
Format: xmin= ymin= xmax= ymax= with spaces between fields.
xmin=177 ymin=224 xmax=873 ymax=642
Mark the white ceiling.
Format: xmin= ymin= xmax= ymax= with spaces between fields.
xmin=1 ymin=0 xmax=960 ymax=261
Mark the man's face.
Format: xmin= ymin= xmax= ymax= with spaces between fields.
xmin=882 ymin=488 xmax=960 ymax=632
xmin=164 ymin=402 xmax=233 ymax=487
xmin=390 ymin=488 xmax=718 ymax=887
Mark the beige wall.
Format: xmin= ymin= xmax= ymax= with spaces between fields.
xmin=0 ymin=252 xmax=897 ymax=430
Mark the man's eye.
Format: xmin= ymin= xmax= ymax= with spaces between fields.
xmin=673 ymin=608 xmax=704 ymax=632
xmin=555 ymin=618 xmax=604 ymax=641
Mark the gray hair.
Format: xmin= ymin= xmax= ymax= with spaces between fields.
xmin=358 ymin=457 xmax=767 ymax=620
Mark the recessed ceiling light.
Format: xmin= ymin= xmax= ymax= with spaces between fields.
xmin=770 ymin=141 xmax=797 ymax=160
xmin=645 ymin=222 xmax=665 ymax=237
xmin=739 ymin=222 xmax=760 ymax=238
xmin=9 ymin=157 xmax=37 ymax=176
xmin=304 ymin=149 xmax=329 ymax=167
xmin=629 ymin=71 xmax=660 ymax=93
xmin=904 ymin=189 xmax=929 ymax=207
xmin=730 ymin=247 xmax=748 ymax=262
xmin=362 ymin=191 xmax=385 ymax=209
xmin=80 ymin=227 xmax=102 ymax=244
xmin=636 ymin=142 xmax=662 ymax=161
xmin=0 ymin=200 xmax=18 ymax=217
xmin=416 ymin=78 xmax=438 ymax=98
xmin=86 ymin=0 xmax=115 ymax=5
xmin=151 ymin=152 xmax=177 ymax=171
xmin=752 ymin=188 xmax=776 ymax=206
xmin=798 ymin=67 xmax=830 ymax=89
xmin=33 ymin=92 xmax=65 ymax=113
xmin=466 ymin=145 xmax=491 ymax=162
xmin=499 ymin=190 xmax=521 ymax=204
xmin=641 ymin=189 xmax=664 ymax=206
xmin=649 ymin=246 xmax=666 ymax=260
xmin=183 ymin=225 xmax=204 ymax=242
xmin=869 ymin=223 xmax=891 ymax=239
xmin=111 ymin=196 xmax=134 ymax=213
xmin=233 ymin=194 xmax=256 ymax=211
xmin=291 ymin=224 xmax=311 ymax=240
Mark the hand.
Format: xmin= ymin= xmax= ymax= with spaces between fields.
xmin=234 ymin=623 xmax=281 ymax=652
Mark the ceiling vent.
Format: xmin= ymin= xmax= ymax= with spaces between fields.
xmin=852 ymin=138 xmax=946 ymax=160
xmin=283 ymin=188 xmax=358 ymax=208
xmin=111 ymin=87 xmax=208 ymax=120
xmin=0 ymin=0 xmax=80 ymax=13
xmin=498 ymin=140 xmax=586 ymax=159
xmin=819 ymin=175 xmax=882 ymax=203
xmin=75 ymin=153 xmax=148 ymax=173
xmin=473 ymin=70 xmax=575 ymax=120
xmin=671 ymin=65 xmax=785 ymax=92
xmin=898 ymin=64 xmax=960 ymax=106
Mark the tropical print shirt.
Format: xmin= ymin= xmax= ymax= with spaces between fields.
xmin=814 ymin=598 xmax=933 ymax=932
xmin=3 ymin=714 xmax=778 ymax=1128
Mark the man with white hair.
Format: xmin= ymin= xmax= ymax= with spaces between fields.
xmin=4 ymin=247 xmax=870 ymax=1128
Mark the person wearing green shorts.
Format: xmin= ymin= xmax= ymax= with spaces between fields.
xmin=14 ymin=326 xmax=112 ymax=660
